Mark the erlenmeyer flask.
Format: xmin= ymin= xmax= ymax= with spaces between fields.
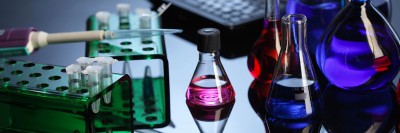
xmin=316 ymin=0 xmax=400 ymax=91
xmin=247 ymin=0 xmax=281 ymax=83
xmin=266 ymin=14 xmax=322 ymax=132
xmin=186 ymin=28 xmax=235 ymax=133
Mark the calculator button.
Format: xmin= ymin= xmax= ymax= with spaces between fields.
xmin=213 ymin=3 xmax=222 ymax=9
xmin=231 ymin=11 xmax=241 ymax=17
xmin=222 ymin=14 xmax=232 ymax=19
xmin=221 ymin=7 xmax=232 ymax=13
xmin=240 ymin=14 xmax=251 ymax=20
xmin=183 ymin=0 xmax=201 ymax=6
xmin=230 ymin=17 xmax=241 ymax=23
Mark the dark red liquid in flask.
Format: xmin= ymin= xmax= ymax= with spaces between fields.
xmin=247 ymin=19 xmax=282 ymax=83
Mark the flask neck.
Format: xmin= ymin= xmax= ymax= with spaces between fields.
xmin=265 ymin=0 xmax=280 ymax=20
xmin=199 ymin=52 xmax=220 ymax=62
xmin=281 ymin=14 xmax=307 ymax=51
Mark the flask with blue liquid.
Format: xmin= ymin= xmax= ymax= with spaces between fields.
xmin=266 ymin=14 xmax=322 ymax=132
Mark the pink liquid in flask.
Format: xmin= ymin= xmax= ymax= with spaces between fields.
xmin=186 ymin=75 xmax=235 ymax=106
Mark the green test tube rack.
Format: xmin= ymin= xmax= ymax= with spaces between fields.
xmin=0 ymin=58 xmax=133 ymax=133
xmin=86 ymin=11 xmax=171 ymax=129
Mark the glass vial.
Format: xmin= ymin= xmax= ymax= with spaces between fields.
xmin=186 ymin=28 xmax=236 ymax=133
xmin=117 ymin=3 xmax=131 ymax=29
xmin=94 ymin=57 xmax=117 ymax=104
xmin=316 ymin=0 xmax=400 ymax=91
xmin=66 ymin=64 xmax=82 ymax=93
xmin=247 ymin=0 xmax=281 ymax=83
xmin=186 ymin=28 xmax=235 ymax=106
xmin=83 ymin=65 xmax=103 ymax=113
xmin=96 ymin=11 xmax=111 ymax=30
xmin=266 ymin=14 xmax=322 ymax=132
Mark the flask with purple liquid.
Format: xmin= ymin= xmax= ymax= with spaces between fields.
xmin=286 ymin=0 xmax=391 ymax=57
xmin=316 ymin=0 xmax=400 ymax=91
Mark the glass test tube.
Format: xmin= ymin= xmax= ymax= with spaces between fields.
xmin=117 ymin=3 xmax=131 ymax=29
xmin=66 ymin=64 xmax=82 ymax=93
xmin=83 ymin=65 xmax=103 ymax=113
xmin=94 ymin=57 xmax=118 ymax=104
xmin=136 ymin=8 xmax=153 ymax=44
xmin=96 ymin=11 xmax=111 ymax=30
xmin=143 ymin=66 xmax=155 ymax=106
xmin=76 ymin=57 xmax=95 ymax=89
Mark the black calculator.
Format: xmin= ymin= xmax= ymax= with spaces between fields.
xmin=150 ymin=0 xmax=266 ymax=59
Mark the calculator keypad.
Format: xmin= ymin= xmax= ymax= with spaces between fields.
xmin=167 ymin=0 xmax=265 ymax=26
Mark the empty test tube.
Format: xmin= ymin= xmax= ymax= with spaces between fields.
xmin=136 ymin=8 xmax=153 ymax=44
xmin=117 ymin=3 xmax=131 ymax=29
xmin=83 ymin=65 xmax=103 ymax=113
xmin=96 ymin=11 xmax=111 ymax=30
xmin=76 ymin=57 xmax=95 ymax=89
xmin=66 ymin=64 xmax=82 ymax=93
xmin=94 ymin=57 xmax=118 ymax=104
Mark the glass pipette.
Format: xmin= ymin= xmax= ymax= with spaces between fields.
xmin=0 ymin=27 xmax=182 ymax=57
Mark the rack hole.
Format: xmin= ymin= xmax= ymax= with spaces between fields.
xmin=49 ymin=76 xmax=61 ymax=80
xmin=121 ymin=48 xmax=133 ymax=53
xmin=61 ymin=69 xmax=66 ymax=73
xmin=29 ymin=73 xmax=42 ymax=78
xmin=142 ymin=47 xmax=154 ymax=51
xmin=145 ymin=116 xmax=157 ymax=122
xmin=17 ymin=80 xmax=29 ymax=86
xmin=76 ymin=89 xmax=88 ymax=94
xmin=1 ymin=78 xmax=10 ymax=82
xmin=5 ymin=60 xmax=17 ymax=65
xmin=36 ymin=83 xmax=49 ymax=89
xmin=142 ymin=40 xmax=153 ymax=44
xmin=23 ymin=63 xmax=35 ymax=67
xmin=42 ymin=66 xmax=54 ymax=70
xmin=120 ymin=41 xmax=132 ymax=45
xmin=0 ymin=67 xmax=3 ymax=72
xmin=11 ymin=70 xmax=23 ymax=75
xmin=99 ymin=49 xmax=111 ymax=53
xmin=56 ymin=86 xmax=69 ymax=91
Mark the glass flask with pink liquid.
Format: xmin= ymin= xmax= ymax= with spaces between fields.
xmin=186 ymin=28 xmax=235 ymax=133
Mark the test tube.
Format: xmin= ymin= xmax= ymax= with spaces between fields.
xmin=136 ymin=8 xmax=153 ymax=44
xmin=143 ymin=66 xmax=155 ymax=107
xmin=117 ymin=3 xmax=131 ymax=29
xmin=94 ymin=57 xmax=118 ymax=104
xmin=76 ymin=57 xmax=95 ymax=89
xmin=83 ymin=65 xmax=103 ymax=113
xmin=96 ymin=11 xmax=111 ymax=30
xmin=65 ymin=64 xmax=82 ymax=93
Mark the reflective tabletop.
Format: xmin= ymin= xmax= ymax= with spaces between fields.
xmin=0 ymin=0 xmax=400 ymax=133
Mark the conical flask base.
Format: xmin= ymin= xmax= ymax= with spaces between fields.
xmin=187 ymin=100 xmax=235 ymax=133
xmin=194 ymin=118 xmax=229 ymax=133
